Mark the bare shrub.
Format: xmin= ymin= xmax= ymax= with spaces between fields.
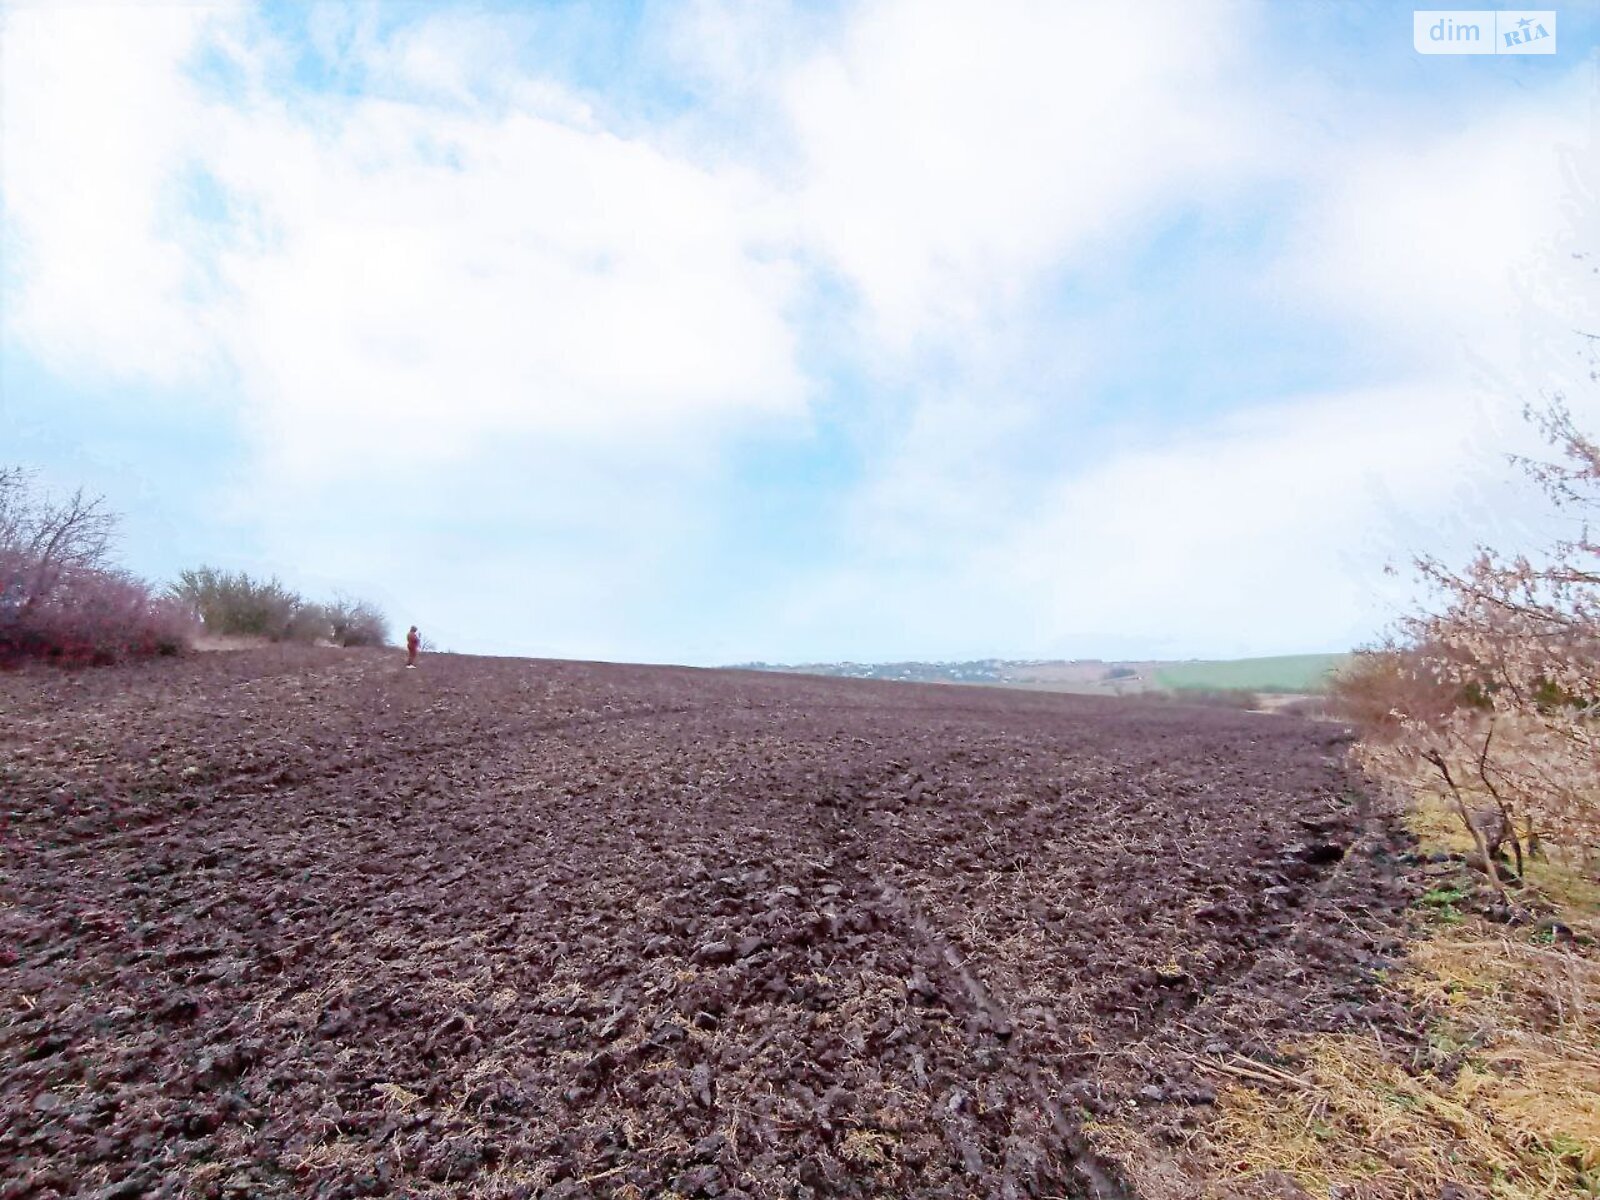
xmin=1277 ymin=696 xmax=1333 ymax=719
xmin=1349 ymin=398 xmax=1600 ymax=893
xmin=1143 ymin=687 xmax=1262 ymax=710
xmin=285 ymin=601 xmax=335 ymax=644
xmin=7 ymin=568 xmax=197 ymax=664
xmin=170 ymin=567 xmax=303 ymax=641
xmin=1328 ymin=645 xmax=1470 ymax=734
xmin=0 ymin=469 xmax=191 ymax=664
xmin=0 ymin=467 xmax=116 ymax=617
xmin=325 ymin=594 xmax=389 ymax=647
xmin=170 ymin=568 xmax=388 ymax=647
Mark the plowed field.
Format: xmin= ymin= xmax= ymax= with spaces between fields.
xmin=0 ymin=649 xmax=1413 ymax=1199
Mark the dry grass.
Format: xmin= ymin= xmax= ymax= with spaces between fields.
xmin=192 ymin=634 xmax=272 ymax=652
xmin=1199 ymin=796 xmax=1600 ymax=1200
xmin=1209 ymin=1029 xmax=1599 ymax=1198
xmin=1085 ymin=794 xmax=1600 ymax=1200
xmin=374 ymin=1081 xmax=423 ymax=1109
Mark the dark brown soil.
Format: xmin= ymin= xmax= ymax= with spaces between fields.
xmin=0 ymin=648 xmax=1416 ymax=1199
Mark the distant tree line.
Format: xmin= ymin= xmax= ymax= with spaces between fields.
xmin=1 ymin=466 xmax=388 ymax=665
xmin=171 ymin=567 xmax=388 ymax=647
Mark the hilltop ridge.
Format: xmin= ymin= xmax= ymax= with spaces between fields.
xmin=732 ymin=652 xmax=1349 ymax=695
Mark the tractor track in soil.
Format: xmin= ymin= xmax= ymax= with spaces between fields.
xmin=802 ymin=755 xmax=1131 ymax=1199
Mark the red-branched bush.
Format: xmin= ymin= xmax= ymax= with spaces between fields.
xmin=0 ymin=565 xmax=196 ymax=666
xmin=1 ymin=468 xmax=196 ymax=666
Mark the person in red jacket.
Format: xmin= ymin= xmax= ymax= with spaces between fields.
xmin=406 ymin=625 xmax=421 ymax=668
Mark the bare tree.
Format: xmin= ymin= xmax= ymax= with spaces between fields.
xmin=0 ymin=467 xmax=118 ymax=619
xmin=0 ymin=468 xmax=192 ymax=663
xmin=1345 ymin=391 xmax=1600 ymax=895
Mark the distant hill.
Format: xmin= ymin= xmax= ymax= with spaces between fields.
xmin=731 ymin=653 xmax=1351 ymax=696
xmin=1152 ymin=654 xmax=1348 ymax=694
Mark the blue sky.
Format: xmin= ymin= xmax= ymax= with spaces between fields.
xmin=2 ymin=0 xmax=1597 ymax=663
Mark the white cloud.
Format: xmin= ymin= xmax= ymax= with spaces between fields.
xmin=994 ymin=384 xmax=1506 ymax=654
xmin=781 ymin=0 xmax=1267 ymax=351
xmin=756 ymin=22 xmax=1600 ymax=661
xmin=3 ymin=5 xmax=809 ymax=482
xmin=4 ymin=1 xmax=1596 ymax=662
xmin=204 ymin=94 xmax=806 ymax=476
xmin=1279 ymin=85 xmax=1590 ymax=373
xmin=0 ymin=3 xmax=225 ymax=383
xmin=763 ymin=380 xmax=1543 ymax=662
